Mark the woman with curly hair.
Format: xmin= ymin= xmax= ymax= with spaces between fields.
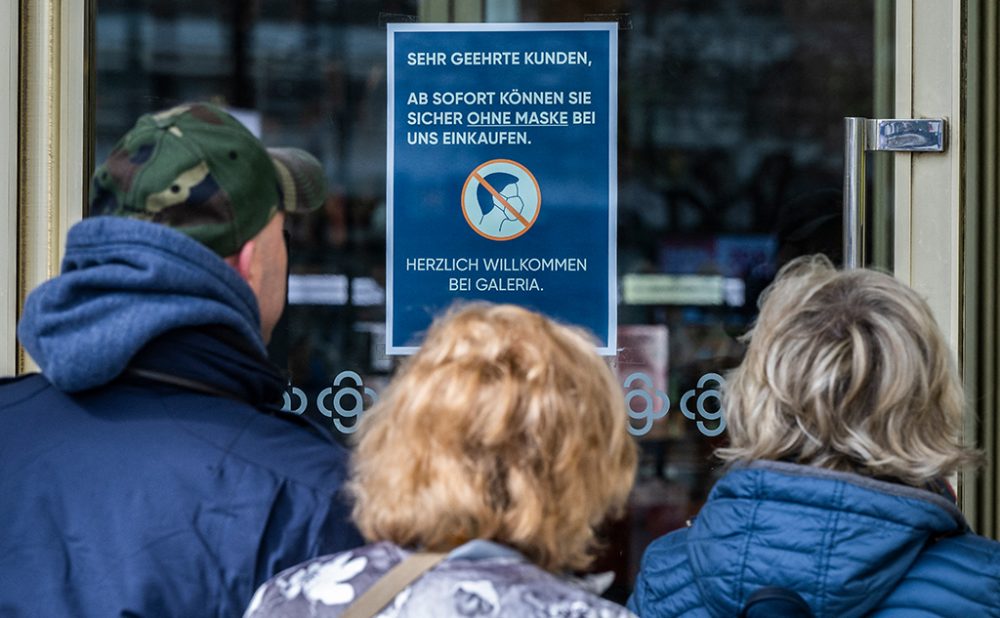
xmin=247 ymin=303 xmax=638 ymax=617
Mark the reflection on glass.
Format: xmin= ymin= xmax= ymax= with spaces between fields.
xmin=95 ymin=0 xmax=879 ymax=601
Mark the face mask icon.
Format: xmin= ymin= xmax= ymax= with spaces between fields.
xmin=492 ymin=186 xmax=526 ymax=225
xmin=478 ymin=172 xmax=524 ymax=233
xmin=461 ymin=160 xmax=540 ymax=241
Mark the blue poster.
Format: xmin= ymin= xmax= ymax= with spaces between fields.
xmin=386 ymin=23 xmax=617 ymax=354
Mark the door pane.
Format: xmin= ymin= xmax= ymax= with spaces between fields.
xmin=93 ymin=0 xmax=885 ymax=601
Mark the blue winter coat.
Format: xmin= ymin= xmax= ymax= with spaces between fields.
xmin=0 ymin=217 xmax=362 ymax=617
xmin=629 ymin=460 xmax=1000 ymax=617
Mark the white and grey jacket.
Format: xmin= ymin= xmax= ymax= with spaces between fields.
xmin=245 ymin=540 xmax=636 ymax=618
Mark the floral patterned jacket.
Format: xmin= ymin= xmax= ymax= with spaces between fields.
xmin=245 ymin=540 xmax=636 ymax=618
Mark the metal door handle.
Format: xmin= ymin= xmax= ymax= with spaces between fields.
xmin=842 ymin=117 xmax=946 ymax=269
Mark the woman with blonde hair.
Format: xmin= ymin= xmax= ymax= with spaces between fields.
xmin=630 ymin=255 xmax=999 ymax=617
xmin=246 ymin=303 xmax=638 ymax=617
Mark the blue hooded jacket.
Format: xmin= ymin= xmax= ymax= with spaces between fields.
xmin=0 ymin=217 xmax=362 ymax=617
xmin=629 ymin=461 xmax=1000 ymax=617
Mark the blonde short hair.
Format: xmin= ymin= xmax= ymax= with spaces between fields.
xmin=718 ymin=255 xmax=977 ymax=485
xmin=350 ymin=303 xmax=637 ymax=572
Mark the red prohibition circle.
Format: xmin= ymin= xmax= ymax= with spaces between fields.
xmin=460 ymin=159 xmax=541 ymax=241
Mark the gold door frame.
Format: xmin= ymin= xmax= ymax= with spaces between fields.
xmin=1 ymin=2 xmax=20 ymax=376
xmin=10 ymin=0 xmax=94 ymax=374
xmin=894 ymin=0 xmax=1000 ymax=537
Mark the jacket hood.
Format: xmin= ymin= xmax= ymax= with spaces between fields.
xmin=18 ymin=217 xmax=265 ymax=392
xmin=688 ymin=461 xmax=966 ymax=618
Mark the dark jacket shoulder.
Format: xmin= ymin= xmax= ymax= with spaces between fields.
xmin=0 ymin=372 xmax=361 ymax=618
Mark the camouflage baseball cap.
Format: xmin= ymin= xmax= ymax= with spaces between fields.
xmin=89 ymin=102 xmax=326 ymax=257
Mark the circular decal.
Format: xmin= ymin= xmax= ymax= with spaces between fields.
xmin=461 ymin=159 xmax=541 ymax=241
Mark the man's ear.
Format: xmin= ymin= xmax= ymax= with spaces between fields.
xmin=228 ymin=238 xmax=259 ymax=289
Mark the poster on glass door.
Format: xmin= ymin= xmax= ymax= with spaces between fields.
xmin=386 ymin=22 xmax=618 ymax=354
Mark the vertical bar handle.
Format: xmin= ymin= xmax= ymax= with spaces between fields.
xmin=842 ymin=117 xmax=945 ymax=270
xmin=843 ymin=118 xmax=867 ymax=270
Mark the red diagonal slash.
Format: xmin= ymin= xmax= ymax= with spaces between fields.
xmin=473 ymin=172 xmax=531 ymax=227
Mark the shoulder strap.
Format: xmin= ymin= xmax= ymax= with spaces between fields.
xmin=120 ymin=367 xmax=339 ymax=444
xmin=340 ymin=552 xmax=447 ymax=618
xmin=739 ymin=586 xmax=813 ymax=617
xmin=124 ymin=367 xmax=241 ymax=400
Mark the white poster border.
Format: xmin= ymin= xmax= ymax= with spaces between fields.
xmin=385 ymin=22 xmax=618 ymax=355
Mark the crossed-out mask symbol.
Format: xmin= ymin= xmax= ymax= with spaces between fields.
xmin=461 ymin=159 xmax=541 ymax=241
xmin=624 ymin=372 xmax=670 ymax=437
xmin=317 ymin=371 xmax=378 ymax=434
xmin=680 ymin=373 xmax=726 ymax=437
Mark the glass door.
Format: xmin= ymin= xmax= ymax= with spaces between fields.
xmin=89 ymin=0 xmax=894 ymax=600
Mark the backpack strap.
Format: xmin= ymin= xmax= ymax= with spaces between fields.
xmin=120 ymin=367 xmax=338 ymax=444
xmin=739 ymin=586 xmax=814 ymax=618
xmin=340 ymin=552 xmax=447 ymax=618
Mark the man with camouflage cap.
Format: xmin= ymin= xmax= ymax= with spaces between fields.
xmin=0 ymin=103 xmax=361 ymax=617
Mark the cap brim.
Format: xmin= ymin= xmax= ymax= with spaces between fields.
xmin=268 ymin=147 xmax=327 ymax=213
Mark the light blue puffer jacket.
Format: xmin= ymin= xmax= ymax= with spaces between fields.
xmin=629 ymin=461 xmax=1000 ymax=617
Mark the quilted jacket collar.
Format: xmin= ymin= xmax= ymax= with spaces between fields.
xmin=687 ymin=461 xmax=965 ymax=617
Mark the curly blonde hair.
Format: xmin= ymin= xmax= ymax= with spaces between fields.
xmin=717 ymin=255 xmax=977 ymax=485
xmin=349 ymin=303 xmax=637 ymax=572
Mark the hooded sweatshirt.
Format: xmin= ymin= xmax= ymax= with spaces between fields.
xmin=17 ymin=216 xmax=267 ymax=392
xmin=629 ymin=461 xmax=1000 ymax=617
xmin=1 ymin=217 xmax=361 ymax=617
